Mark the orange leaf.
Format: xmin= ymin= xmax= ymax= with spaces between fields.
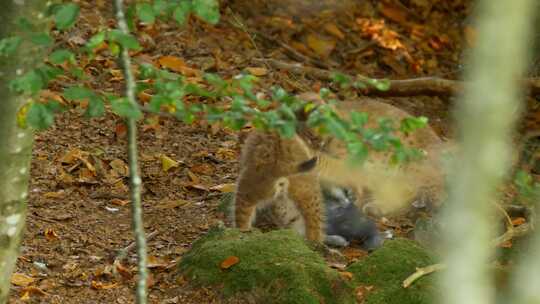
xmin=147 ymin=255 xmax=169 ymax=269
xmin=220 ymin=256 xmax=239 ymax=269
xmin=11 ymin=273 xmax=35 ymax=287
xmin=190 ymin=163 xmax=214 ymax=175
xmin=339 ymin=271 xmax=353 ymax=280
xmin=91 ymin=281 xmax=118 ymax=290
xmin=245 ymin=67 xmax=268 ymax=76
xmin=512 ymin=217 xmax=526 ymax=226
xmin=110 ymin=198 xmax=130 ymax=206
xmin=115 ymin=123 xmax=127 ymax=139
xmin=44 ymin=228 xmax=59 ymax=241
xmin=158 ymin=55 xmax=201 ymax=77
xmin=306 ymin=34 xmax=336 ymax=58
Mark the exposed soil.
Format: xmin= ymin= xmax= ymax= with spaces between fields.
xmin=8 ymin=0 xmax=536 ymax=303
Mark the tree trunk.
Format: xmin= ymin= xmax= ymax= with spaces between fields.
xmin=0 ymin=1 xmax=47 ymax=302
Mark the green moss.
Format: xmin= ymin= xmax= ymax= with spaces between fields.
xmin=179 ymin=227 xmax=355 ymax=304
xmin=348 ymin=238 xmax=438 ymax=304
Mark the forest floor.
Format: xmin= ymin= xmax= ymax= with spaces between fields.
xmin=9 ymin=0 xmax=535 ymax=303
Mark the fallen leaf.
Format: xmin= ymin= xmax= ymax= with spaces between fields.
xmin=210 ymin=183 xmax=235 ymax=193
xmin=339 ymin=271 xmax=353 ymax=280
xmin=91 ymin=281 xmax=118 ymax=290
xmin=379 ymin=2 xmax=408 ymax=24
xmin=147 ymin=255 xmax=169 ymax=269
xmin=44 ymin=228 xmax=59 ymax=241
xmin=187 ymin=170 xmax=200 ymax=183
xmin=158 ymin=55 xmax=201 ymax=77
xmin=110 ymin=159 xmax=128 ymax=176
xmin=220 ymin=256 xmax=239 ymax=269
xmin=115 ymin=123 xmax=127 ymax=139
xmin=512 ymin=217 xmax=526 ymax=226
xmin=323 ymin=23 xmax=345 ymax=40
xmin=20 ymin=286 xmax=48 ymax=296
xmin=190 ymin=163 xmax=214 ymax=175
xmin=11 ymin=273 xmax=35 ymax=287
xmin=110 ymin=198 xmax=130 ymax=206
xmin=499 ymin=240 xmax=513 ymax=248
xmin=156 ymin=199 xmax=190 ymax=209
xmin=114 ymin=261 xmax=133 ymax=280
xmin=245 ymin=67 xmax=268 ymax=76
xmin=306 ymin=34 xmax=336 ymax=58
xmin=43 ymin=191 xmax=65 ymax=199
xmin=161 ymin=155 xmax=180 ymax=172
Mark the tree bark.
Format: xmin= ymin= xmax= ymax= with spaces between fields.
xmin=440 ymin=1 xmax=535 ymax=304
xmin=0 ymin=1 xmax=47 ymax=302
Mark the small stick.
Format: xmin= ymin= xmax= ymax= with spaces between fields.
xmin=114 ymin=230 xmax=159 ymax=264
xmin=402 ymin=263 xmax=446 ymax=288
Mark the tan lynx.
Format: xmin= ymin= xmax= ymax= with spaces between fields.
xmin=304 ymin=96 xmax=448 ymax=215
xmin=233 ymin=130 xmax=326 ymax=241
xmin=234 ymin=94 xmax=448 ymax=242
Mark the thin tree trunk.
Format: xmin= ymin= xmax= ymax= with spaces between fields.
xmin=440 ymin=1 xmax=535 ymax=304
xmin=113 ymin=1 xmax=148 ymax=303
xmin=0 ymin=1 xmax=47 ymax=302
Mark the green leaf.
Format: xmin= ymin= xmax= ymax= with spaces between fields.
xmin=110 ymin=97 xmax=143 ymax=119
xmin=10 ymin=70 xmax=44 ymax=94
xmin=29 ymin=33 xmax=53 ymax=46
xmin=331 ymin=72 xmax=351 ymax=87
xmin=36 ymin=65 xmax=64 ymax=84
xmin=49 ymin=49 xmax=75 ymax=64
xmin=0 ymin=36 xmax=22 ymax=56
xmin=192 ymin=0 xmax=220 ymax=24
xmin=137 ymin=3 xmax=156 ymax=24
xmin=27 ymin=102 xmax=55 ymax=130
xmin=108 ymin=30 xmax=141 ymax=51
xmin=54 ymin=3 xmax=80 ymax=30
xmin=365 ymin=78 xmax=391 ymax=91
xmin=350 ymin=111 xmax=368 ymax=127
xmin=148 ymin=95 xmax=171 ymax=112
xmin=63 ymin=86 xmax=94 ymax=100
xmin=85 ymin=31 xmax=106 ymax=51
xmin=87 ymin=96 xmax=105 ymax=117
xmin=347 ymin=141 xmax=368 ymax=164
xmin=173 ymin=1 xmax=192 ymax=24
xmin=400 ymin=116 xmax=428 ymax=134
xmin=278 ymin=121 xmax=296 ymax=138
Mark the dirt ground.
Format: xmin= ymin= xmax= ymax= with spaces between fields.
xmin=9 ymin=0 xmax=536 ymax=303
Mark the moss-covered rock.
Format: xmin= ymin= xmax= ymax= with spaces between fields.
xmin=179 ymin=227 xmax=355 ymax=304
xmin=347 ymin=238 xmax=438 ymax=304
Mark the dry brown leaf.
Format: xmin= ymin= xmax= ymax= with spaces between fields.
xmin=499 ymin=240 xmax=513 ymax=248
xmin=342 ymin=247 xmax=368 ymax=260
xmin=323 ymin=23 xmax=345 ymax=40
xmin=44 ymin=228 xmax=59 ymax=241
xmin=156 ymin=199 xmax=190 ymax=209
xmin=91 ymin=281 xmax=118 ymax=290
xmin=161 ymin=155 xmax=180 ymax=172
xmin=339 ymin=271 xmax=353 ymax=280
xmin=43 ymin=191 xmax=65 ymax=199
xmin=20 ymin=286 xmax=48 ymax=296
xmin=220 ymin=256 xmax=239 ymax=269
xmin=245 ymin=67 xmax=268 ymax=76
xmin=115 ymin=123 xmax=128 ymax=139
xmin=60 ymin=148 xmax=84 ymax=164
xmin=210 ymin=183 xmax=236 ymax=193
xmin=216 ymin=148 xmax=237 ymax=160
xmin=147 ymin=255 xmax=169 ymax=269
xmin=114 ymin=261 xmax=133 ymax=280
xmin=110 ymin=159 xmax=128 ymax=176
xmin=158 ymin=55 xmax=201 ymax=77
xmin=379 ymin=2 xmax=408 ymax=24
xmin=11 ymin=273 xmax=35 ymax=287
xmin=190 ymin=163 xmax=214 ymax=175
xmin=306 ymin=34 xmax=336 ymax=58
xmin=110 ymin=198 xmax=130 ymax=206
